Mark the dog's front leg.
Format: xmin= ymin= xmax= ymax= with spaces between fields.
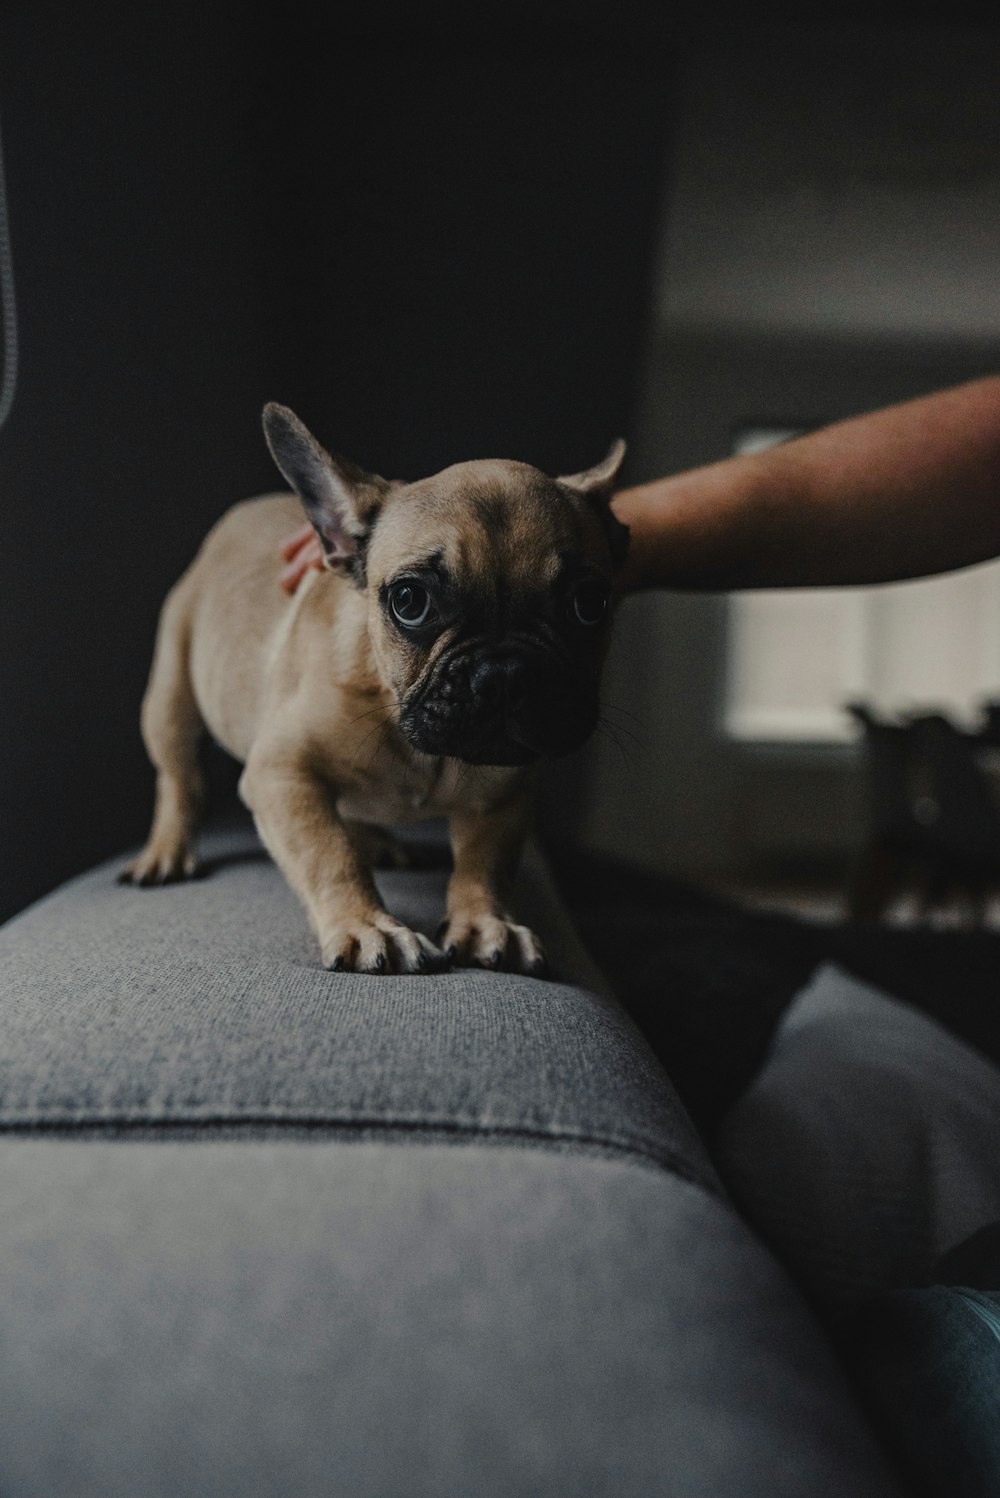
xmin=442 ymin=795 xmax=546 ymax=975
xmin=240 ymin=746 xmax=444 ymax=975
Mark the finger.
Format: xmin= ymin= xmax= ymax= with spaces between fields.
xmin=279 ymin=559 xmax=305 ymax=594
xmin=279 ymin=524 xmax=316 ymax=561
xmin=279 ymin=552 xmax=321 ymax=594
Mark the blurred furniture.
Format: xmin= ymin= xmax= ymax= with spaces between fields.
xmin=848 ymin=703 xmax=1000 ymax=925
xmin=717 ymin=964 xmax=1000 ymax=1498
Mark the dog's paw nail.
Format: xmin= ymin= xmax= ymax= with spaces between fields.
xmin=445 ymin=944 xmax=458 ymax=961
xmin=530 ymin=956 xmax=547 ymax=977
xmin=373 ymin=953 xmax=387 ymax=974
xmin=328 ymin=955 xmax=345 ymax=972
xmin=487 ymin=949 xmax=503 ymax=969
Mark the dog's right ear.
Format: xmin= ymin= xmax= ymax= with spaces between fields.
xmin=262 ymin=403 xmax=390 ymax=572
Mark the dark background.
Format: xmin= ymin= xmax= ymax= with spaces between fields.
xmin=3 ymin=3 xmax=999 ymax=923
xmin=0 ymin=1 xmax=678 ymax=922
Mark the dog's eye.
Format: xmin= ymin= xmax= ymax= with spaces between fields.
xmin=389 ymin=581 xmax=434 ymax=629
xmin=571 ymin=581 xmax=608 ymax=627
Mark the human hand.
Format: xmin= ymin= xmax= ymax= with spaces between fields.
xmin=279 ymin=523 xmax=324 ymax=593
xmin=279 ymin=474 xmax=410 ymax=592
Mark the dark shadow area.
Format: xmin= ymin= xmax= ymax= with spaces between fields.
xmin=0 ymin=1 xmax=678 ymax=923
xmin=547 ymin=845 xmax=1000 ymax=1136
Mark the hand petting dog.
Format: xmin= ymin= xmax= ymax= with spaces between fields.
xmin=278 ymin=521 xmax=322 ymax=594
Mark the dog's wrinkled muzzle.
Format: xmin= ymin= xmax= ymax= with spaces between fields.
xmin=400 ymin=648 xmax=598 ymax=766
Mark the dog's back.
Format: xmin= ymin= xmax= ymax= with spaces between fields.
xmin=176 ymin=493 xmax=304 ymax=759
xmin=158 ymin=491 xmax=361 ymax=763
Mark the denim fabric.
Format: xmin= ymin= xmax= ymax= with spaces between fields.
xmin=0 ymin=1139 xmax=902 ymax=1498
xmin=0 ymin=824 xmax=710 ymax=1188
xmin=717 ymin=964 xmax=1000 ymax=1302
xmin=849 ymin=1284 xmax=1000 ymax=1498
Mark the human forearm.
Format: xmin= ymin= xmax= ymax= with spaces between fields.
xmin=614 ymin=377 xmax=1000 ymax=591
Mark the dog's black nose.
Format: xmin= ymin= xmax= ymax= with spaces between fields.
xmin=470 ymin=656 xmax=526 ymax=709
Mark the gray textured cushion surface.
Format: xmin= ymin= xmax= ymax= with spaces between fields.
xmin=0 ymin=823 xmax=709 ymax=1184
xmin=0 ymin=1139 xmax=900 ymax=1498
xmin=717 ymin=963 xmax=1000 ymax=1301
xmin=0 ymin=829 xmax=903 ymax=1495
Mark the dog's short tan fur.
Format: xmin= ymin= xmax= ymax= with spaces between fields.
xmin=125 ymin=405 xmax=625 ymax=974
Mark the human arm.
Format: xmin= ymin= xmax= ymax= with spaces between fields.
xmin=613 ymin=376 xmax=1000 ymax=592
xmin=279 ymin=379 xmax=1000 ymax=595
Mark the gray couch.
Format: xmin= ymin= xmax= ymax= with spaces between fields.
xmin=0 ymin=821 xmax=902 ymax=1496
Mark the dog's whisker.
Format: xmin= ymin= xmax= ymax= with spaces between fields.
xmin=363 ymin=733 xmax=392 ymax=778
xmin=348 ymin=703 xmax=393 ymax=728
xmin=602 ymin=720 xmax=643 ymax=750
xmin=602 ymin=717 xmax=639 ymax=755
xmin=598 ymin=734 xmax=634 ymax=774
xmin=600 ymin=700 xmax=648 ymax=732
xmin=353 ymin=716 xmax=392 ymax=763
xmin=599 ymin=702 xmax=646 ymax=750
xmin=353 ymin=718 xmax=396 ymax=777
xmin=595 ymin=721 xmax=639 ymax=771
xmin=455 ymin=758 xmax=476 ymax=795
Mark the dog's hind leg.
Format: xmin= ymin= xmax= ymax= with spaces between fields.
xmin=122 ymin=581 xmax=206 ymax=886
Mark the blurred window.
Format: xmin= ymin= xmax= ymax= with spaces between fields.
xmin=724 ymin=428 xmax=1000 ymax=741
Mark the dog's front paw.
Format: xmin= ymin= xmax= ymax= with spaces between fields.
xmin=119 ymin=839 xmax=201 ymax=887
xmin=438 ymin=913 xmax=547 ymax=976
xmin=320 ymin=914 xmax=448 ymax=975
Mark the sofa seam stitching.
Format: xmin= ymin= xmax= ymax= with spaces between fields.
xmin=0 ymin=1112 xmax=721 ymax=1197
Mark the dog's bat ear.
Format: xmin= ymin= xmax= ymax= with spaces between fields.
xmin=557 ymin=439 xmax=630 ymax=571
xmin=556 ymin=439 xmax=627 ymax=502
xmin=262 ymin=403 xmax=389 ymax=566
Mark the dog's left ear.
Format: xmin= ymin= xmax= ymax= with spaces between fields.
xmin=557 ymin=439 xmax=629 ymax=569
xmin=263 ymin=403 xmax=390 ymax=575
xmin=556 ymin=438 xmax=627 ymax=500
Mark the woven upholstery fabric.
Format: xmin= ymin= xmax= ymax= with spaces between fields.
xmin=0 ymin=1139 xmax=901 ymax=1498
xmin=0 ymin=828 xmax=904 ymax=1496
xmin=0 ymin=823 xmax=710 ymax=1185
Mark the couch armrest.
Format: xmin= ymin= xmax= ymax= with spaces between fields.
xmin=0 ymin=821 xmax=903 ymax=1496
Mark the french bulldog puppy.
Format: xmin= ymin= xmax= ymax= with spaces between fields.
xmin=122 ymin=404 xmax=627 ymax=974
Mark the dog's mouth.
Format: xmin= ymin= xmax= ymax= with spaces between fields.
xmin=398 ymin=650 xmax=598 ymax=767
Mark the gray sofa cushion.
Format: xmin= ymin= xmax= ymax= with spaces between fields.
xmin=0 ymin=1139 xmax=901 ymax=1498
xmin=717 ymin=963 xmax=1000 ymax=1302
xmin=0 ymin=823 xmax=710 ymax=1186
xmin=0 ymin=825 xmax=904 ymax=1496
